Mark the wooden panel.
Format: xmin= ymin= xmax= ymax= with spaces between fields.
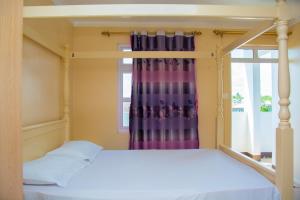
xmin=219 ymin=145 xmax=276 ymax=184
xmin=23 ymin=120 xmax=66 ymax=161
xmin=0 ymin=0 xmax=23 ymax=199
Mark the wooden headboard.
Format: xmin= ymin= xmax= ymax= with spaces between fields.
xmin=23 ymin=120 xmax=66 ymax=161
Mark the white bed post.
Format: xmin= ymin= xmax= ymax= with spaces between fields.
xmin=276 ymin=19 xmax=294 ymax=200
xmin=63 ymin=44 xmax=71 ymax=141
xmin=217 ymin=53 xmax=225 ymax=148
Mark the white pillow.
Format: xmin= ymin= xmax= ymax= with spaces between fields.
xmin=23 ymin=155 xmax=88 ymax=187
xmin=46 ymin=140 xmax=103 ymax=162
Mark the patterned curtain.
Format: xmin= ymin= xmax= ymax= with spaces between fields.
xmin=129 ymin=31 xmax=199 ymax=149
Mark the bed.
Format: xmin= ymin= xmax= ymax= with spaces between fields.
xmin=24 ymin=149 xmax=279 ymax=200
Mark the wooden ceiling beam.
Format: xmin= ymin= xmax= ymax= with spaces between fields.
xmin=23 ymin=4 xmax=277 ymax=19
xmin=221 ymin=20 xmax=276 ymax=56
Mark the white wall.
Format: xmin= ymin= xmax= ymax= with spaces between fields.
xmin=289 ymin=23 xmax=300 ymax=187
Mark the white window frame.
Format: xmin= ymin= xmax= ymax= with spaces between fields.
xmin=231 ymin=46 xmax=278 ymax=64
xmin=118 ymin=44 xmax=132 ymax=133
xmin=230 ymin=46 xmax=278 ymax=114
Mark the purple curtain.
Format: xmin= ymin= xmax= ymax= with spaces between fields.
xmin=129 ymin=31 xmax=199 ymax=150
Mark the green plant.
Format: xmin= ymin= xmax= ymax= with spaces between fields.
xmin=232 ymin=92 xmax=244 ymax=105
xmin=260 ymin=95 xmax=272 ymax=112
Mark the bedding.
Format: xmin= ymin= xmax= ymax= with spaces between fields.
xmin=46 ymin=140 xmax=103 ymax=162
xmin=24 ymin=149 xmax=280 ymax=200
xmin=23 ymin=155 xmax=89 ymax=187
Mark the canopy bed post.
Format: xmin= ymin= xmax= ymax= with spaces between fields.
xmin=276 ymin=19 xmax=294 ymax=200
xmin=63 ymin=44 xmax=71 ymax=141
xmin=216 ymin=54 xmax=225 ymax=148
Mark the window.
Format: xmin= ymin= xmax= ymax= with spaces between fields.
xmin=118 ymin=45 xmax=132 ymax=132
xmin=257 ymin=49 xmax=278 ymax=59
xmin=231 ymin=48 xmax=278 ymax=113
xmin=231 ymin=48 xmax=253 ymax=59
xmin=231 ymin=47 xmax=278 ymax=168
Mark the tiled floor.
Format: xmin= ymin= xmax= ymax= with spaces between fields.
xmin=295 ymin=187 xmax=300 ymax=200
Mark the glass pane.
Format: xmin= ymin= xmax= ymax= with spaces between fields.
xmin=122 ymin=102 xmax=130 ymax=127
xmin=122 ymin=73 xmax=132 ymax=98
xmin=231 ymin=63 xmax=249 ymax=112
xmin=231 ymin=49 xmax=253 ymax=59
xmin=260 ymin=63 xmax=272 ymax=112
xmin=257 ymin=49 xmax=278 ymax=59
xmin=231 ymin=60 xmax=276 ymax=167
xmin=122 ymin=48 xmax=133 ymax=64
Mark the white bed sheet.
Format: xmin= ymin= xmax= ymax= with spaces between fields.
xmin=24 ymin=149 xmax=280 ymax=200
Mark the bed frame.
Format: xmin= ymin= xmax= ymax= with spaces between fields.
xmin=0 ymin=0 xmax=299 ymax=199
xmin=22 ymin=27 xmax=71 ymax=161
xmin=23 ymin=120 xmax=66 ymax=161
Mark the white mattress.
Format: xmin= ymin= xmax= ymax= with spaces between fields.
xmin=24 ymin=149 xmax=280 ymax=200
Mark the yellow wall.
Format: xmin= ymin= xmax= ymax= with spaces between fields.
xmin=71 ymin=27 xmax=277 ymax=150
xmin=24 ymin=19 xmax=73 ymax=53
xmin=22 ymin=37 xmax=63 ymax=126
xmin=288 ymin=22 xmax=300 ymax=186
xmin=22 ymin=10 xmax=73 ymax=126
xmin=71 ymin=28 xmax=132 ymax=149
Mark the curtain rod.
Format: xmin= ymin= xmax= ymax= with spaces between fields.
xmin=213 ymin=29 xmax=292 ymax=37
xmin=101 ymin=31 xmax=202 ymax=37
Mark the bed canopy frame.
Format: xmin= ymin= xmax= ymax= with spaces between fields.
xmin=0 ymin=0 xmax=299 ymax=199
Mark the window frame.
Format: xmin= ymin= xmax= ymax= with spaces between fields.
xmin=118 ymin=44 xmax=132 ymax=133
xmin=230 ymin=46 xmax=278 ymax=113
xmin=231 ymin=46 xmax=278 ymax=64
